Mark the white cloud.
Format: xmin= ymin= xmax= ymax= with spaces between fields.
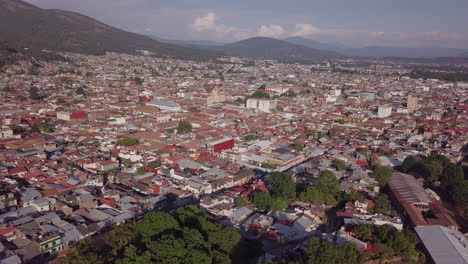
xmin=292 ymin=24 xmax=321 ymax=37
xmin=256 ymin=24 xmax=285 ymax=38
xmin=190 ymin=12 xmax=232 ymax=36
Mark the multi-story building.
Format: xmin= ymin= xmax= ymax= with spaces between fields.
xmin=206 ymin=89 xmax=226 ymax=105
xmin=38 ymin=232 xmax=64 ymax=256
xmin=246 ymin=98 xmax=277 ymax=113
xmin=407 ymin=95 xmax=418 ymax=111
xmin=0 ymin=126 xmax=13 ymax=139
xmin=377 ymin=106 xmax=392 ymax=118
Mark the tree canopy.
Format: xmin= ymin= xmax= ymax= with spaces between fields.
xmin=333 ymin=160 xmax=347 ymax=171
xmin=372 ymin=166 xmax=392 ymax=187
xmin=269 ymin=172 xmax=296 ymax=200
xmin=177 ymin=120 xmax=192 ymax=134
xmin=305 ymin=237 xmax=364 ymax=264
xmin=60 ymin=206 xmax=242 ymax=264
xmin=117 ymin=137 xmax=139 ymax=147
xmin=317 ymin=170 xmax=340 ymax=195
xmin=251 ymin=91 xmax=270 ymax=99
xmin=253 ymin=191 xmax=273 ymax=212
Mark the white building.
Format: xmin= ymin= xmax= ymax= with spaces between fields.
xmin=155 ymin=114 xmax=171 ymax=123
xmin=331 ymin=89 xmax=342 ymax=96
xmin=377 ymin=106 xmax=392 ymax=118
xmin=326 ymin=95 xmax=337 ymax=103
xmin=57 ymin=111 xmax=71 ymax=121
xmin=267 ymin=86 xmax=289 ymax=94
xmin=147 ymin=100 xmax=181 ymax=112
xmin=0 ymin=126 xmax=13 ymax=139
xmin=246 ymin=98 xmax=277 ymax=113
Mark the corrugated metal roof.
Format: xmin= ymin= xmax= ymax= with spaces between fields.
xmin=415 ymin=225 xmax=468 ymax=264
xmin=388 ymin=172 xmax=431 ymax=205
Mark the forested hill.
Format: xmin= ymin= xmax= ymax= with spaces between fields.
xmin=0 ymin=0 xmax=219 ymax=61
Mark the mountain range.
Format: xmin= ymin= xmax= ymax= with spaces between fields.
xmin=218 ymin=37 xmax=341 ymax=63
xmin=283 ymin=36 xmax=468 ymax=59
xmin=1 ymin=0 xmax=467 ymax=65
xmin=150 ymin=37 xmax=225 ymax=47
xmin=0 ymin=0 xmax=218 ymax=61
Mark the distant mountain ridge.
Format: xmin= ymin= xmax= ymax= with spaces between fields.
xmin=151 ymin=37 xmax=225 ymax=47
xmin=283 ymin=37 xmax=346 ymax=53
xmin=0 ymin=0 xmax=219 ymax=60
xmin=219 ymin=37 xmax=342 ymax=63
xmin=283 ymin=36 xmax=468 ymax=59
xmin=344 ymin=46 xmax=468 ymax=59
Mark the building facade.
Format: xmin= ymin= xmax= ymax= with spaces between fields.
xmin=246 ymin=98 xmax=277 ymax=113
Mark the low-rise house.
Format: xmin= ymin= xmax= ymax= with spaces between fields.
xmin=230 ymin=207 xmax=253 ymax=226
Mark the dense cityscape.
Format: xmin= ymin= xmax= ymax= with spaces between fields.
xmin=0 ymin=0 xmax=468 ymax=264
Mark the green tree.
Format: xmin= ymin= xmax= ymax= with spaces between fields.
xmin=133 ymin=77 xmax=144 ymax=85
xmin=281 ymin=90 xmax=296 ymax=97
xmin=401 ymin=156 xmax=417 ymax=173
xmin=373 ymin=193 xmax=392 ymax=214
xmin=29 ymin=86 xmax=40 ymax=100
xmin=253 ymin=191 xmax=272 ymax=211
xmin=346 ymin=191 xmax=365 ymax=202
xmin=269 ymin=172 xmax=296 ymax=200
xmin=177 ymin=120 xmax=192 ymax=134
xmin=374 ymin=242 xmax=394 ymax=260
xmin=208 ymin=226 xmax=241 ymax=255
xmin=452 ymin=180 xmax=468 ymax=203
xmin=136 ymin=212 xmax=180 ymax=243
xmin=322 ymin=193 xmax=338 ymax=207
xmin=212 ymin=250 xmax=231 ymax=264
xmin=235 ymin=197 xmax=248 ymax=207
xmin=372 ymin=166 xmax=392 ymax=187
xmin=76 ymin=87 xmax=85 ymax=95
xmin=356 ymin=148 xmax=368 ymax=155
xmin=261 ymin=163 xmax=277 ymax=169
xmin=307 ymin=130 xmax=316 ymax=137
xmin=30 ymin=124 xmax=41 ymax=133
xmin=425 ymin=161 xmax=444 ymax=182
xmin=117 ymin=245 xmax=152 ymax=264
xmin=329 ymin=127 xmax=338 ymax=137
xmin=299 ymin=187 xmax=323 ymax=203
xmin=293 ymin=143 xmax=304 ymax=151
xmin=9 ymin=124 xmax=24 ymax=134
xmin=346 ymin=224 xmax=374 ymax=240
xmin=105 ymin=221 xmax=137 ymax=256
xmin=39 ymin=122 xmax=52 ymax=133
xmin=147 ymin=161 xmax=161 ymax=169
xmin=333 ymin=160 xmax=347 ymax=171
xmin=317 ymin=170 xmax=340 ymax=194
xmin=117 ymin=137 xmax=139 ymax=147
xmin=3 ymin=86 xmax=12 ymax=92
xmin=388 ymin=231 xmax=412 ymax=255
xmin=340 ymin=243 xmax=365 ymax=264
xmin=271 ymin=197 xmax=288 ymax=211
xmin=59 ymin=240 xmax=104 ymax=264
xmin=245 ymin=134 xmax=255 ymax=141
xmin=146 ymin=233 xmax=189 ymax=264
xmin=305 ymin=237 xmax=364 ymax=264
xmin=251 ymin=91 xmax=270 ymax=99
xmin=137 ymin=167 xmax=147 ymax=174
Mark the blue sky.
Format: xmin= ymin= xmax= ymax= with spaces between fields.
xmin=25 ymin=0 xmax=468 ymax=48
